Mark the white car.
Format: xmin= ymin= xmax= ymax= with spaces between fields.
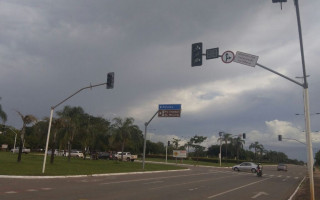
xmin=64 ymin=150 xmax=84 ymax=158
xmin=232 ymin=162 xmax=258 ymax=173
xmin=47 ymin=149 xmax=59 ymax=155
xmin=10 ymin=148 xmax=30 ymax=154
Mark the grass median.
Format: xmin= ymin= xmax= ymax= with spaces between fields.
xmin=143 ymin=157 xmax=236 ymax=168
xmin=0 ymin=152 xmax=186 ymax=176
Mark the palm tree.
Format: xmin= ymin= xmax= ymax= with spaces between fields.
xmin=233 ymin=136 xmax=245 ymax=161
xmin=56 ymin=106 xmax=85 ymax=161
xmin=249 ymin=141 xmax=264 ymax=161
xmin=49 ymin=117 xmax=68 ymax=163
xmin=112 ymin=117 xmax=138 ymax=161
xmin=16 ymin=111 xmax=37 ymax=162
xmin=0 ymin=97 xmax=7 ymax=124
xmin=217 ymin=133 xmax=232 ymax=159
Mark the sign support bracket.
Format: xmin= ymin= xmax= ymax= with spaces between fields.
xmin=256 ymin=63 xmax=304 ymax=87
xmin=142 ymin=110 xmax=159 ymax=170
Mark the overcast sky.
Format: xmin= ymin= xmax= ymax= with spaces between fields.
xmin=1 ymin=0 xmax=320 ymax=162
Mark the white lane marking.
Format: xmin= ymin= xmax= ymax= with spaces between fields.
xmin=101 ymin=171 xmax=222 ymax=185
xmin=41 ymin=188 xmax=53 ymax=190
xmin=143 ymin=181 xmax=164 ymax=184
xmin=277 ymin=175 xmax=282 ymax=178
xmin=151 ymin=174 xmax=236 ymax=190
xmin=207 ymin=177 xmax=272 ymax=199
xmin=5 ymin=191 xmax=17 ymax=194
xmin=251 ymin=191 xmax=269 ymax=199
xmin=189 ymin=187 xmax=198 ymax=191
xmin=26 ymin=189 xmax=38 ymax=192
xmin=294 ymin=177 xmax=299 ymax=179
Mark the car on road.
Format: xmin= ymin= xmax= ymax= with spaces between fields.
xmin=277 ymin=163 xmax=288 ymax=171
xmin=232 ymin=162 xmax=258 ymax=173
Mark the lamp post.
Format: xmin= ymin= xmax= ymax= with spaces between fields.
xmin=218 ymin=132 xmax=224 ymax=167
xmin=272 ymin=1 xmax=314 ymax=198
xmin=5 ymin=127 xmax=18 ymax=152
xmin=42 ymin=81 xmax=111 ymax=173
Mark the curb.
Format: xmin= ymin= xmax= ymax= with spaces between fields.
xmin=0 ymin=169 xmax=190 ymax=179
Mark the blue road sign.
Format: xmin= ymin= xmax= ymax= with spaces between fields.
xmin=159 ymin=104 xmax=181 ymax=110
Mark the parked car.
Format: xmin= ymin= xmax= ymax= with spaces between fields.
xmin=232 ymin=162 xmax=258 ymax=173
xmin=97 ymin=152 xmax=113 ymax=160
xmin=10 ymin=148 xmax=31 ymax=154
xmin=277 ymin=163 xmax=288 ymax=171
xmin=64 ymin=150 xmax=84 ymax=158
xmin=47 ymin=149 xmax=59 ymax=156
xmin=114 ymin=152 xmax=138 ymax=162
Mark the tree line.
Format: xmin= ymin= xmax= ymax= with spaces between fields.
xmin=0 ymin=101 xmax=308 ymax=165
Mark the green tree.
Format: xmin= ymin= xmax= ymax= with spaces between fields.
xmin=56 ymin=106 xmax=85 ymax=161
xmin=232 ymin=136 xmax=245 ymax=161
xmin=0 ymin=97 xmax=7 ymax=124
xmin=189 ymin=135 xmax=207 ymax=163
xmin=217 ymin=133 xmax=232 ymax=159
xmin=49 ymin=118 xmax=68 ymax=163
xmin=207 ymin=145 xmax=220 ymax=157
xmin=16 ymin=111 xmax=37 ymax=162
xmin=249 ymin=141 xmax=264 ymax=161
xmin=111 ymin=117 xmax=139 ymax=160
xmin=172 ymin=138 xmax=181 ymax=149
xmin=314 ymin=150 xmax=320 ymax=166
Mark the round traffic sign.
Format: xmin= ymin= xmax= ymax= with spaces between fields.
xmin=221 ymin=51 xmax=235 ymax=63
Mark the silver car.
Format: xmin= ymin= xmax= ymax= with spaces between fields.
xmin=277 ymin=163 xmax=288 ymax=171
xmin=232 ymin=162 xmax=258 ymax=173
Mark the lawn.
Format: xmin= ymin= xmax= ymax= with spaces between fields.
xmin=0 ymin=152 xmax=186 ymax=176
xmin=143 ymin=157 xmax=236 ymax=168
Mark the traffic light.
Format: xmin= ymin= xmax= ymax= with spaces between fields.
xmin=243 ymin=133 xmax=246 ymax=139
xmin=278 ymin=135 xmax=282 ymax=141
xmin=191 ymin=42 xmax=203 ymax=67
xmin=107 ymin=72 xmax=114 ymax=89
xmin=168 ymin=141 xmax=170 ymax=146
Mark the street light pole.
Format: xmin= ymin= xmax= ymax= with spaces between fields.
xmin=293 ymin=0 xmax=314 ymax=199
xmin=6 ymin=127 xmax=18 ymax=151
xmin=42 ymin=82 xmax=109 ymax=174
xmin=142 ymin=110 xmax=159 ymax=170
xmin=218 ymin=132 xmax=223 ymax=167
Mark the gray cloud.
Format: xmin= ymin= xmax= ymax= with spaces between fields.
xmin=1 ymin=0 xmax=319 ymax=161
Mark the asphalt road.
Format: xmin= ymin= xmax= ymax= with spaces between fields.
xmin=0 ymin=164 xmax=306 ymax=200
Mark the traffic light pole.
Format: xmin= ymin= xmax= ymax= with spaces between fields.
xmin=294 ymin=0 xmax=314 ymax=199
xmin=42 ymin=81 xmax=108 ymax=173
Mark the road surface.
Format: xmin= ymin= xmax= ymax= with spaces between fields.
xmin=0 ymin=164 xmax=306 ymax=200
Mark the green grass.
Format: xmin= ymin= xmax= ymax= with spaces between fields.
xmin=0 ymin=152 xmax=186 ymax=176
xmin=144 ymin=157 xmax=235 ymax=167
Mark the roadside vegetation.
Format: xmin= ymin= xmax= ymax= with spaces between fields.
xmin=0 ymin=152 xmax=186 ymax=176
xmin=0 ymin=104 xmax=310 ymax=167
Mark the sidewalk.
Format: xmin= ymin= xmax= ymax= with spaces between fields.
xmin=292 ymin=167 xmax=320 ymax=200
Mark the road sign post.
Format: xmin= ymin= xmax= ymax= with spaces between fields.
xmin=142 ymin=104 xmax=181 ymax=170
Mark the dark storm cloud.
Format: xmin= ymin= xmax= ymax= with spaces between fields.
xmin=0 ymin=0 xmax=319 ymax=161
